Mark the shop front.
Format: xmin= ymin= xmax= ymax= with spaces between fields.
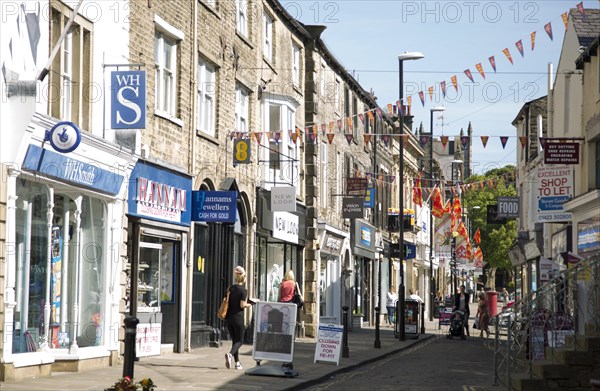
xmin=126 ymin=160 xmax=192 ymax=356
xmin=318 ymin=224 xmax=349 ymax=325
xmin=350 ymin=220 xmax=376 ymax=324
xmin=1 ymin=116 xmax=137 ymax=380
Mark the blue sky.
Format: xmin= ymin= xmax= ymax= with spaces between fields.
xmin=285 ymin=0 xmax=598 ymax=176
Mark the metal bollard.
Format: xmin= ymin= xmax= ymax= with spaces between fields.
xmin=342 ymin=306 xmax=349 ymax=358
xmin=123 ymin=316 xmax=139 ymax=379
xmin=374 ymin=306 xmax=381 ymax=348
xmin=421 ymin=302 xmax=425 ymax=335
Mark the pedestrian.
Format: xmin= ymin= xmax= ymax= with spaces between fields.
xmin=409 ymin=288 xmax=423 ymax=303
xmin=476 ymin=291 xmax=490 ymax=338
xmin=386 ymin=287 xmax=398 ymax=325
xmin=225 ymin=266 xmax=255 ymax=370
xmin=278 ymin=270 xmax=300 ymax=368
xmin=435 ymin=290 xmax=443 ymax=302
xmin=501 ymin=287 xmax=509 ymax=303
xmin=453 ymin=284 xmax=470 ymax=337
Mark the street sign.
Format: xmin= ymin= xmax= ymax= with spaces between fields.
xmin=390 ymin=243 xmax=416 ymax=259
xmin=497 ymin=196 xmax=519 ymax=218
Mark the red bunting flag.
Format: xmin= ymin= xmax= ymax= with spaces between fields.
xmin=561 ymin=12 xmax=568 ymax=30
xmin=519 ymin=136 xmax=528 ymax=149
xmin=453 ymin=197 xmax=462 ymax=218
xmin=431 ymin=186 xmax=446 ymax=218
xmin=489 ymin=56 xmax=496 ymax=72
xmin=481 ymin=136 xmax=489 ymax=148
xmin=443 ymin=200 xmax=451 ymax=215
xmin=503 ymin=48 xmax=514 ymax=64
xmin=412 ymin=174 xmax=423 ymax=207
xmin=382 ymin=134 xmax=390 ymax=146
xmin=363 ymin=134 xmax=372 ymax=146
xmin=464 ymin=69 xmax=474 ymax=82
xmin=456 ymin=221 xmax=468 ymax=238
xmin=440 ymin=136 xmax=449 ymax=148
xmin=474 ymin=228 xmax=481 ymax=245
xmin=440 ymin=81 xmax=447 ymax=97
xmin=460 ymin=136 xmax=469 ymax=148
xmin=326 ymin=133 xmax=335 ymax=144
xmin=577 ymin=2 xmax=586 ymax=20
xmin=428 ymin=86 xmax=434 ymax=101
xmin=474 ymin=247 xmax=483 ymax=269
xmin=530 ymin=31 xmax=536 ymax=50
xmin=401 ymin=134 xmax=409 ymax=147
xmin=395 ymin=100 xmax=402 ymax=115
xmin=545 ymin=22 xmax=553 ymax=40
xmin=387 ymin=104 xmax=393 ymax=116
xmin=418 ymin=91 xmax=425 ymax=106
xmin=451 ymin=75 xmax=458 ymax=91
xmin=515 ymin=40 xmax=524 ymax=57
xmin=273 ymin=131 xmax=281 ymax=143
xmin=500 ymin=136 xmax=509 ymax=149
xmin=254 ymin=131 xmax=263 ymax=144
xmin=358 ymin=113 xmax=365 ymax=124
xmin=475 ymin=63 xmax=485 ymax=79
xmin=292 ymin=129 xmax=299 ymax=144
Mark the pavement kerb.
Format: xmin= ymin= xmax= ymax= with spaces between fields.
xmin=283 ymin=333 xmax=436 ymax=391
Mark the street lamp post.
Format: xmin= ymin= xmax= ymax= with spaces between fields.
xmin=397 ymin=52 xmax=424 ymax=341
xmin=428 ymin=107 xmax=445 ymax=322
xmin=450 ymin=159 xmax=462 ymax=295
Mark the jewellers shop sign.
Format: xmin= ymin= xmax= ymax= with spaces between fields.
xmin=535 ymin=165 xmax=573 ymax=223
xmin=128 ymin=161 xmax=192 ymax=226
xmin=191 ymin=191 xmax=237 ymax=223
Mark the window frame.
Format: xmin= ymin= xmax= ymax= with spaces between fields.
xmin=197 ymin=58 xmax=217 ymax=137
xmin=292 ymin=43 xmax=301 ymax=87
xmin=263 ymin=11 xmax=273 ymax=62
xmin=236 ymin=0 xmax=248 ymax=37
xmin=235 ymin=84 xmax=249 ymax=134
xmin=321 ymin=141 xmax=328 ymax=209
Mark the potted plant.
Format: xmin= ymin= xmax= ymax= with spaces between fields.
xmin=105 ymin=376 xmax=156 ymax=391
xmin=352 ymin=311 xmax=364 ymax=329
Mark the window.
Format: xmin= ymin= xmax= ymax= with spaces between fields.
xmin=336 ymin=151 xmax=342 ymax=210
xmin=235 ymin=84 xmax=249 ymax=133
xmin=292 ymin=43 xmax=300 ymax=86
xmin=154 ymin=30 xmax=178 ymax=116
xmin=320 ymin=63 xmax=326 ymax=98
xmin=236 ymin=0 xmax=248 ymax=36
xmin=321 ymin=141 xmax=328 ymax=209
xmin=49 ymin=4 xmax=92 ymax=130
xmin=344 ymin=88 xmax=350 ymax=132
xmin=334 ymin=80 xmax=340 ymax=112
xmin=197 ymin=59 xmax=216 ymax=137
xmin=263 ymin=12 xmax=273 ymax=62
xmin=352 ymin=96 xmax=358 ymax=137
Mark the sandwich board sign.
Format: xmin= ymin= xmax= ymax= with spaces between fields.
xmin=314 ymin=324 xmax=343 ymax=365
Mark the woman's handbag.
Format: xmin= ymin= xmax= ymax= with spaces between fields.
xmin=217 ymin=287 xmax=230 ymax=320
xmin=292 ymin=283 xmax=304 ymax=309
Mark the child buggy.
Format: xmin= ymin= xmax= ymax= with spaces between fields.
xmin=447 ymin=309 xmax=466 ymax=340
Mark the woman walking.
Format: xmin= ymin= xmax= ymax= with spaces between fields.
xmin=225 ymin=266 xmax=254 ymax=370
xmin=476 ymin=291 xmax=490 ymax=338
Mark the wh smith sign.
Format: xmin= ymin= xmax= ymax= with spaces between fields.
xmin=111 ymin=70 xmax=146 ymax=129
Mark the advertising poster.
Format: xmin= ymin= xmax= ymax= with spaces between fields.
xmin=535 ymin=165 xmax=573 ymax=223
xmin=314 ymin=324 xmax=343 ymax=365
xmin=578 ymin=216 xmax=600 ymax=258
xmin=252 ymin=302 xmax=297 ymax=363
xmin=50 ymin=227 xmax=62 ymax=325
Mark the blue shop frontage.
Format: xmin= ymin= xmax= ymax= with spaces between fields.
xmin=125 ymin=159 xmax=192 ymax=356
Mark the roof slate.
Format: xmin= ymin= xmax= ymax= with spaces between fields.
xmin=571 ymin=8 xmax=600 ymax=48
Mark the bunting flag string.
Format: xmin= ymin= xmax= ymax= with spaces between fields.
xmin=475 ymin=63 xmax=485 ymax=79
xmin=515 ymin=39 xmax=525 ymax=57
xmin=464 ymin=69 xmax=474 ymax=83
xmin=488 ymin=56 xmax=496 ymax=72
xmin=503 ymin=47 xmax=514 ymax=64
xmin=530 ymin=31 xmax=537 ymax=51
xmin=545 ymin=22 xmax=554 ymax=40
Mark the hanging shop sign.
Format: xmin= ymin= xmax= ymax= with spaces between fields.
xmin=543 ymin=141 xmax=579 ymax=165
xmin=320 ymin=233 xmax=344 ymax=256
xmin=346 ymin=177 xmax=368 ymax=196
xmin=233 ymin=138 xmax=251 ymax=164
xmin=364 ymin=187 xmax=375 ymax=208
xmin=47 ymin=121 xmax=81 ymax=153
xmin=111 ymin=70 xmax=146 ymax=129
xmin=351 ymin=220 xmax=376 ymax=258
xmin=342 ymin=197 xmax=364 ymax=219
xmin=497 ymin=196 xmax=519 ymax=218
xmin=191 ymin=190 xmax=237 ymax=223
xmin=535 ymin=165 xmax=573 ymax=223
xmin=271 ymin=186 xmax=296 ymax=212
xmin=128 ymin=161 xmax=192 ymax=226
xmin=22 ymin=144 xmax=124 ymax=195
xmin=272 ymin=212 xmax=299 ymax=244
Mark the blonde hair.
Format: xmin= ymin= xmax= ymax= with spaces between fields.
xmin=283 ymin=270 xmax=295 ymax=282
xmin=234 ymin=266 xmax=246 ymax=284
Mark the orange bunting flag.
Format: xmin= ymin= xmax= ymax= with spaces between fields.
xmin=475 ymin=63 xmax=485 ymax=79
xmin=431 ymin=187 xmax=446 ymax=218
xmin=366 ymin=111 xmax=375 ymax=124
xmin=418 ymin=91 xmax=425 ymax=106
xmin=440 ymin=136 xmax=449 ymax=148
xmin=428 ymin=86 xmax=434 ymax=101
xmin=519 ymin=136 xmax=528 ymax=149
xmin=443 ymin=200 xmax=451 ymax=214
xmin=346 ymin=117 xmax=353 ymax=131
xmin=456 ymin=221 xmax=468 ymax=238
xmin=530 ymin=31 xmax=536 ymax=50
xmin=545 ymin=22 xmax=553 ymax=40
xmin=452 ymin=196 xmax=462 ymax=218
xmin=474 ymin=228 xmax=481 ymax=245
xmin=464 ymin=69 xmax=474 ymax=83
xmin=407 ymin=96 xmax=412 ymax=107
xmin=401 ymin=134 xmax=409 ymax=147
xmin=254 ymin=131 xmax=263 ymax=144
xmin=474 ymin=247 xmax=483 ymax=268
xmin=561 ymin=12 xmax=568 ymax=30
xmin=489 ymin=56 xmax=496 ymax=72
xmin=412 ymin=174 xmax=423 ymax=207
xmin=503 ymin=48 xmax=514 ymax=64
xmin=329 ymin=121 xmax=335 ymax=131
xmin=481 ymin=136 xmax=489 ymax=148
xmin=451 ymin=75 xmax=458 ymax=91
xmin=515 ymin=39 xmax=524 ymax=57
xmin=387 ymin=104 xmax=393 ymax=116
xmin=326 ymin=133 xmax=335 ymax=145
xmin=363 ymin=134 xmax=372 ymax=146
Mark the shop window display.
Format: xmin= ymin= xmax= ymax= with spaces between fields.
xmin=13 ymin=179 xmax=106 ymax=353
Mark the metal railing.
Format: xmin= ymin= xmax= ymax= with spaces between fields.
xmin=490 ymin=255 xmax=600 ymax=390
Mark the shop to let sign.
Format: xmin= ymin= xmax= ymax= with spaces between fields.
xmin=535 ymin=165 xmax=573 ymax=223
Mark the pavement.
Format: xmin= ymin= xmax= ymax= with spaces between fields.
xmin=1 ymin=302 xmax=494 ymax=391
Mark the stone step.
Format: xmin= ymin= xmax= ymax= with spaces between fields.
xmin=564 ymin=335 xmax=600 ymax=351
xmin=510 ymin=373 xmax=545 ymax=391
xmin=549 ymin=346 xmax=595 ymax=365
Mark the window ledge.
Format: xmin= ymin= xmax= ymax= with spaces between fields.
xmin=263 ymin=57 xmax=277 ymax=75
xmin=197 ymin=130 xmax=220 ymax=145
xmin=236 ymin=31 xmax=254 ymax=49
xmin=199 ymin=0 xmax=221 ymax=19
xmin=155 ymin=110 xmax=183 ymax=127
xmin=293 ymin=84 xmax=303 ymax=96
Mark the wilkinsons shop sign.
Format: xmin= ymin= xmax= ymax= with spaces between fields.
xmin=128 ymin=161 xmax=192 ymax=226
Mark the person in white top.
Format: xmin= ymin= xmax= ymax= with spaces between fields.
xmin=386 ymin=287 xmax=398 ymax=325
xmin=409 ymin=289 xmax=423 ymax=303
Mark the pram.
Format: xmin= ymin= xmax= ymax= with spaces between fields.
xmin=447 ymin=309 xmax=466 ymax=340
